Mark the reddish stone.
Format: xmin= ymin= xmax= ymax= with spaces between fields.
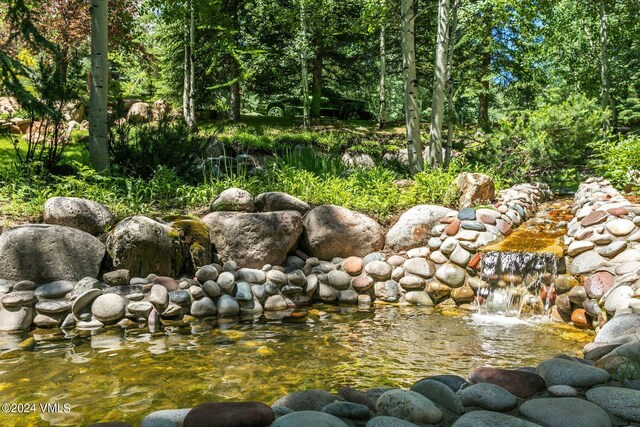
xmin=445 ymin=219 xmax=461 ymax=236
xmin=440 ymin=216 xmax=455 ymax=224
xmin=580 ymin=210 xmax=608 ymax=227
xmin=351 ymin=275 xmax=374 ymax=291
xmin=607 ymin=207 xmax=628 ymax=217
xmin=571 ymin=308 xmax=591 ymax=329
xmin=153 ymin=276 xmax=179 ymax=291
xmin=343 ymin=256 xmax=364 ymax=276
xmin=468 ymin=253 xmax=481 ymax=269
xmin=470 ymin=367 xmax=545 ymax=398
xmin=184 ymin=402 xmax=274 ymax=427
xmin=496 ymin=219 xmax=512 ymax=236
xmin=540 ymin=286 xmax=556 ymax=306
xmin=584 ymin=271 xmax=615 ymax=299
xmin=574 ymin=228 xmax=594 ymax=240
xmin=477 ymin=213 xmax=496 ymax=225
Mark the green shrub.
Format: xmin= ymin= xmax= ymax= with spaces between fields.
xmin=109 ymin=118 xmax=212 ymax=179
xmin=589 ymin=133 xmax=640 ymax=188
xmin=464 ymin=94 xmax=604 ymax=188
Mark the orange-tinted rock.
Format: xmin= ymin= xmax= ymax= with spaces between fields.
xmin=343 ymin=256 xmax=364 ymax=276
xmin=584 ymin=271 xmax=614 ymax=299
xmin=468 ymin=253 xmax=481 ymax=269
xmin=351 ymin=275 xmax=374 ymax=292
xmin=540 ymin=286 xmax=556 ymax=305
xmin=580 ymin=210 xmax=608 ymax=227
xmin=440 ymin=216 xmax=455 ymax=224
xmin=470 ymin=367 xmax=545 ymax=398
xmin=445 ymin=219 xmax=461 ymax=236
xmin=477 ymin=213 xmax=497 ymax=225
xmin=571 ymin=308 xmax=591 ymax=329
xmin=606 ymin=207 xmax=628 ymax=217
xmin=426 ymin=281 xmax=451 ymax=304
xmin=451 ymin=284 xmax=474 ymax=304
xmin=496 ymin=219 xmax=512 ymax=236
xmin=153 ymin=276 xmax=179 ymax=291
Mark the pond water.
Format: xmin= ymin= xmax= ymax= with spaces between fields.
xmin=0 ymin=305 xmax=592 ymax=426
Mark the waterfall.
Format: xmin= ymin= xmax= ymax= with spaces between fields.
xmin=478 ymin=251 xmax=559 ymax=316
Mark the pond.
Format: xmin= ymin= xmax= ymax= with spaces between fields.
xmin=0 ymin=305 xmax=592 ymax=426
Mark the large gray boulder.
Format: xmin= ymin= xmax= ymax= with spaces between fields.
xmin=0 ymin=224 xmax=105 ymax=283
xmin=254 ymin=192 xmax=310 ymax=215
xmin=210 ymin=188 xmax=255 ymax=212
xmin=302 ymin=205 xmax=384 ymax=260
xmin=202 ymin=211 xmax=303 ymax=268
xmin=43 ymin=196 xmax=115 ymax=235
xmin=106 ymin=216 xmax=183 ymax=278
xmin=386 ymin=205 xmax=456 ymax=252
xmin=454 ymin=172 xmax=496 ymax=209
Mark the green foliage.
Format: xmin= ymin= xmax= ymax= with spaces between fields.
xmin=108 ymin=118 xmax=212 ymax=179
xmin=464 ymin=95 xmax=604 ymax=188
xmin=589 ymin=133 xmax=640 ymax=189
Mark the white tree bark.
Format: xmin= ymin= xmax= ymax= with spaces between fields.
xmin=378 ymin=25 xmax=387 ymax=130
xmin=183 ymin=12 xmax=191 ymax=125
xmin=428 ymin=0 xmax=449 ymax=169
xmin=189 ymin=0 xmax=196 ymax=125
xmin=401 ymin=0 xmax=423 ymax=174
xmin=599 ymin=0 xmax=612 ymax=131
xmin=300 ymin=0 xmax=310 ymax=130
xmin=444 ymin=0 xmax=459 ymax=169
xmin=89 ymin=0 xmax=110 ymax=173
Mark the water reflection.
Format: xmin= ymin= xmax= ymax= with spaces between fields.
xmin=0 ymin=305 xmax=592 ymax=426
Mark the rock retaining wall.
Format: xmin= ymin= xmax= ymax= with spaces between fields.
xmin=0 ymin=181 xmax=553 ymax=332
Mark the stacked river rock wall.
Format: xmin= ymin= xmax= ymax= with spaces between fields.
xmin=0 ymin=182 xmax=553 ymax=332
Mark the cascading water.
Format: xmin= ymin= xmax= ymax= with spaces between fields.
xmin=478 ymin=251 xmax=559 ymax=316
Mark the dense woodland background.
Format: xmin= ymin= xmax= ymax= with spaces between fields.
xmin=0 ymin=0 xmax=639 ymax=223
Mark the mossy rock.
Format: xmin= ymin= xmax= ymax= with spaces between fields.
xmin=171 ymin=219 xmax=212 ymax=272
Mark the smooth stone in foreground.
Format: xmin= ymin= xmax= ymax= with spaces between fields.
xmin=273 ymin=389 xmax=336 ymax=412
xmin=91 ymin=294 xmax=126 ymax=323
xmin=271 ymin=411 xmax=347 ymax=427
xmin=547 ymin=385 xmax=578 ymax=397
xmin=410 ymin=378 xmax=464 ymax=414
xmin=537 ymin=357 xmax=610 ymax=387
xmin=595 ymin=313 xmax=640 ymax=343
xmin=322 ymin=402 xmax=372 ymax=420
xmin=452 ymin=410 xmax=542 ymax=427
xmin=140 ymin=409 xmax=190 ymax=427
xmin=376 ymin=389 xmax=442 ymax=424
xmin=586 ymin=386 xmax=640 ymax=422
xmin=183 ymin=401 xmax=274 ymax=427
xmin=457 ymin=383 xmax=517 ymax=412
xmin=366 ymin=416 xmax=420 ymax=427
xmin=519 ymin=397 xmax=612 ymax=427
xmin=470 ymin=367 xmax=545 ymax=398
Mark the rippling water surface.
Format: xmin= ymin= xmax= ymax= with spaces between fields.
xmin=0 ymin=305 xmax=593 ymax=426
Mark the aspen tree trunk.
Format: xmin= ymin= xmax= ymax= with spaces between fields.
xmin=599 ymin=0 xmax=613 ymax=131
xmin=189 ymin=0 xmax=196 ymax=126
xmin=183 ymin=13 xmax=191 ymax=125
xmin=378 ymin=25 xmax=387 ymax=130
xmin=229 ymin=0 xmax=241 ymax=121
xmin=89 ymin=0 xmax=110 ymax=174
xmin=401 ymin=0 xmax=423 ymax=174
xmin=311 ymin=53 xmax=323 ymax=119
xmin=300 ymin=0 xmax=310 ymax=130
xmin=444 ymin=0 xmax=459 ymax=169
xmin=428 ymin=0 xmax=449 ymax=168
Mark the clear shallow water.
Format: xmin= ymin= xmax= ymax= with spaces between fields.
xmin=0 ymin=305 xmax=593 ymax=426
